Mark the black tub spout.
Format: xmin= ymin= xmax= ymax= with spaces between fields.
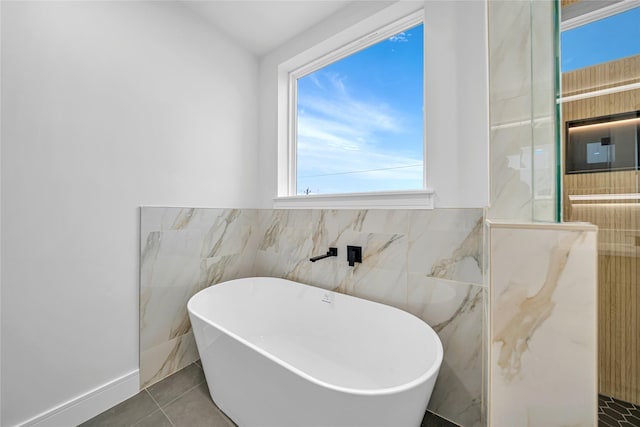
xmin=310 ymin=247 xmax=338 ymax=262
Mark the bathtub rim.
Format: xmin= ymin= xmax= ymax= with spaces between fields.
xmin=187 ymin=276 xmax=443 ymax=397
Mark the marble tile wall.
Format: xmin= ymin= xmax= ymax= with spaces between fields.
xmin=488 ymin=0 xmax=534 ymax=222
xmin=488 ymin=222 xmax=597 ymax=426
xmin=487 ymin=0 xmax=557 ymax=223
xmin=140 ymin=207 xmax=485 ymax=427
xmin=254 ymin=208 xmax=485 ymax=426
xmin=139 ymin=207 xmax=258 ymax=388
xmin=530 ymin=0 xmax=557 ymax=223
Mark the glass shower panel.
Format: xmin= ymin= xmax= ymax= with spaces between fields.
xmin=532 ymin=0 xmax=558 ymax=222
xmin=560 ymin=1 xmax=640 ymax=406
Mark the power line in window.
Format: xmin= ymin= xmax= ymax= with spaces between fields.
xmin=299 ymin=163 xmax=422 ymax=179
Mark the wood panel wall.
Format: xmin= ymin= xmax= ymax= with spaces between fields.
xmin=562 ymin=55 xmax=640 ymax=405
xmin=563 ymin=55 xmax=640 ymax=97
xmin=561 ymin=0 xmax=582 ymax=8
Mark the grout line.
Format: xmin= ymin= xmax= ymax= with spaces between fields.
xmin=158 ymin=406 xmax=176 ymax=427
xmin=129 ymin=409 xmax=172 ymax=427
xmin=140 ymin=363 xmax=213 ymax=426
xmin=145 ymin=362 xmax=205 ymax=408
xmin=144 ymin=389 xmax=176 ymax=427
xmin=156 ymin=381 xmax=205 ymax=410
xmin=144 ymin=389 xmax=162 ymax=411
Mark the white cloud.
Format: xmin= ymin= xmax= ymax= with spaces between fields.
xmin=388 ymin=32 xmax=409 ymax=43
xmin=298 ymin=70 xmax=402 ymax=136
xmin=308 ymin=73 xmax=324 ymax=90
xmin=296 ymin=70 xmax=423 ymax=193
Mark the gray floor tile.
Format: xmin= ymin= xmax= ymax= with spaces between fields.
xmin=146 ymin=363 xmax=205 ymax=407
xmin=163 ymin=382 xmax=235 ymax=427
xmin=79 ymin=391 xmax=159 ymax=427
xmin=131 ymin=409 xmax=173 ymax=427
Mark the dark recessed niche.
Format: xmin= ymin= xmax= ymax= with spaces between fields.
xmin=565 ymin=111 xmax=640 ymax=174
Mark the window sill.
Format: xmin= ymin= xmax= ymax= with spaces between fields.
xmin=273 ymin=190 xmax=435 ymax=210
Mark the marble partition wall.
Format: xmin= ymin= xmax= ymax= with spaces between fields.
xmin=139 ymin=207 xmax=258 ymax=388
xmin=140 ymin=207 xmax=486 ymax=426
xmin=488 ymin=222 xmax=597 ymax=426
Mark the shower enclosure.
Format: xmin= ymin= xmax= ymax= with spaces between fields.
xmin=559 ymin=0 xmax=639 ymax=408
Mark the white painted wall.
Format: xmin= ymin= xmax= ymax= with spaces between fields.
xmin=0 ymin=2 xmax=258 ymax=425
xmin=424 ymin=0 xmax=489 ymax=208
xmin=257 ymin=0 xmax=489 ymax=208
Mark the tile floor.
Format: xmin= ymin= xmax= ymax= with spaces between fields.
xmin=80 ymin=361 xmax=234 ymax=427
xmin=599 ymin=394 xmax=640 ymax=427
xmin=80 ymin=361 xmax=459 ymax=427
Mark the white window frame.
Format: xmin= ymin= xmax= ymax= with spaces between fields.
xmin=558 ymin=1 xmax=640 ymax=105
xmin=561 ymin=0 xmax=640 ymax=31
xmin=274 ymin=4 xmax=434 ymax=209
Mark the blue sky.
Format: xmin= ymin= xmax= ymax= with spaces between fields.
xmin=561 ymin=7 xmax=640 ymax=72
xmin=296 ymin=23 xmax=424 ymax=195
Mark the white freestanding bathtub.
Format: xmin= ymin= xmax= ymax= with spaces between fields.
xmin=187 ymin=277 xmax=443 ymax=427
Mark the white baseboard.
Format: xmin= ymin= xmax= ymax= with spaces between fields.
xmin=16 ymin=370 xmax=140 ymax=427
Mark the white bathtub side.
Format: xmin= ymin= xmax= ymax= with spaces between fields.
xmin=188 ymin=277 xmax=441 ymax=392
xmin=188 ymin=277 xmax=442 ymax=426
xmin=189 ymin=309 xmax=437 ymax=427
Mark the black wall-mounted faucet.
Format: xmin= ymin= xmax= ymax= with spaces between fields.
xmin=347 ymin=245 xmax=362 ymax=267
xmin=310 ymin=247 xmax=338 ymax=262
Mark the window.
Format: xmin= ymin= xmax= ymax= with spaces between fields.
xmin=276 ymin=9 xmax=431 ymax=208
xmin=561 ymin=5 xmax=640 ymax=72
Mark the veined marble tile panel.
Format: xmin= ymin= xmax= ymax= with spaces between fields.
xmin=310 ymin=257 xmax=351 ymax=292
xmin=141 ymin=234 xmax=256 ymax=348
xmin=140 ymin=207 xmax=168 ymax=239
xmin=309 ymin=208 xmax=407 ymax=243
xmin=200 ymin=253 xmax=254 ymax=284
xmin=346 ymin=266 xmax=407 ymax=311
xmin=254 ymin=209 xmax=411 ymax=289
xmin=253 ymin=249 xmax=312 ymax=283
xmin=254 ymin=210 xmax=313 ymax=279
xmin=310 ymin=209 xmax=365 ymax=256
xmin=408 ymin=275 xmax=483 ymax=427
xmin=141 ymin=208 xmax=257 ymax=258
xmin=312 ymin=209 xmax=367 ymax=237
xmin=140 ymin=207 xmax=258 ymax=389
xmin=140 ymin=331 xmax=199 ymax=389
xmin=344 ymin=231 xmax=407 ymax=272
xmin=253 ymin=223 xmax=314 ymax=280
xmin=408 ymin=209 xmax=483 ymax=285
xmin=199 ymin=209 xmax=256 ymax=258
xmin=141 ymin=282 xmax=198 ymax=351
xmin=489 ymin=225 xmax=597 ymax=426
xmin=488 ymin=0 xmax=532 ymax=125
xmin=531 ymin=0 xmax=554 ymax=119
xmin=482 ymin=286 xmax=488 ymax=427
xmin=257 ymin=209 xmax=313 ymax=239
xmin=488 ymin=123 xmax=533 ymax=221
xmin=141 ymin=251 xmax=252 ymax=352
xmin=310 ymin=209 xmax=409 ymax=272
xmin=490 ymin=96 xmax=532 ymax=128
xmin=140 ymin=231 xmax=205 ymax=289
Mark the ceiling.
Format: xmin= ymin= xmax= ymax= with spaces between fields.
xmin=180 ymin=1 xmax=353 ymax=56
